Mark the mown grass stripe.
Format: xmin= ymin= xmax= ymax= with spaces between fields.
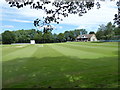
xmin=50 ymin=44 xmax=110 ymax=59
xmin=66 ymin=42 xmax=118 ymax=48
xmin=59 ymin=43 xmax=118 ymax=56
xmin=3 ymin=45 xmax=38 ymax=61
xmin=2 ymin=42 xmax=118 ymax=88
xmin=32 ymin=45 xmax=64 ymax=58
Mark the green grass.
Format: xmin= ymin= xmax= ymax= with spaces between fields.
xmin=2 ymin=42 xmax=119 ymax=88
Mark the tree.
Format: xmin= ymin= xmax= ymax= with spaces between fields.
xmin=96 ymin=30 xmax=104 ymax=40
xmin=0 ymin=34 xmax=2 ymax=44
xmin=14 ymin=29 xmax=36 ymax=43
xmin=34 ymin=31 xmax=42 ymax=43
xmin=64 ymin=29 xmax=87 ymax=41
xmin=69 ymin=31 xmax=75 ymax=41
xmin=64 ymin=31 xmax=70 ymax=41
xmin=42 ymin=31 xmax=53 ymax=43
xmin=96 ymin=22 xmax=118 ymax=40
xmin=5 ymin=0 xmax=101 ymax=28
xmin=2 ymin=31 xmax=15 ymax=44
xmin=104 ymin=22 xmax=115 ymax=40
xmin=114 ymin=27 xmax=120 ymax=35
xmin=114 ymin=0 xmax=120 ymax=27
xmin=74 ymin=29 xmax=87 ymax=35
xmin=5 ymin=0 xmax=119 ymax=38
xmin=57 ymin=33 xmax=65 ymax=42
xmin=52 ymin=33 xmax=58 ymax=43
xmin=89 ymin=31 xmax=95 ymax=34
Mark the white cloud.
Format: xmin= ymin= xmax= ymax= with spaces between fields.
xmin=8 ymin=19 xmax=33 ymax=23
xmin=58 ymin=26 xmax=63 ymax=29
xmin=17 ymin=7 xmax=45 ymax=18
xmin=0 ymin=0 xmax=119 ymax=33
xmin=2 ymin=25 xmax=14 ymax=28
xmin=1 ymin=0 xmax=45 ymax=20
xmin=60 ymin=1 xmax=118 ymax=31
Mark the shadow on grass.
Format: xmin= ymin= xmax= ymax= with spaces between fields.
xmin=90 ymin=41 xmax=106 ymax=43
xmin=2 ymin=56 xmax=118 ymax=88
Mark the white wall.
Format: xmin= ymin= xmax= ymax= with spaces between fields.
xmin=30 ymin=40 xmax=35 ymax=44
xmin=90 ymin=35 xmax=97 ymax=41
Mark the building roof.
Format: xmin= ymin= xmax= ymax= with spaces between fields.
xmin=77 ymin=34 xmax=95 ymax=39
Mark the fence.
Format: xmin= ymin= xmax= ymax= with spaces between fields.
xmin=99 ymin=40 xmax=120 ymax=42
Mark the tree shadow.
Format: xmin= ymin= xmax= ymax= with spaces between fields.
xmin=2 ymin=56 xmax=118 ymax=88
xmin=91 ymin=41 xmax=106 ymax=43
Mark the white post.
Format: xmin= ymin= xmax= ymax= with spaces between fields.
xmin=30 ymin=40 xmax=35 ymax=44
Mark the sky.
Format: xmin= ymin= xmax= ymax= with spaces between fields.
xmin=0 ymin=0 xmax=118 ymax=34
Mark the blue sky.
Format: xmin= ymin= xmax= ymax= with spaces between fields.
xmin=0 ymin=0 xmax=118 ymax=34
